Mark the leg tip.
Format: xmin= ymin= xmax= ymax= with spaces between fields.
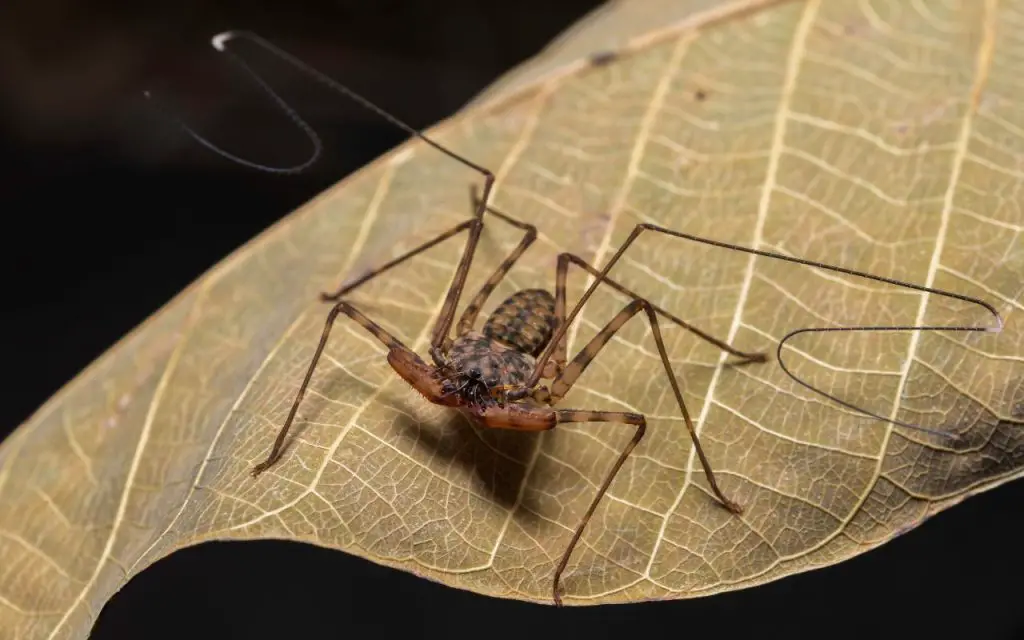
xmin=250 ymin=459 xmax=273 ymax=478
xmin=740 ymin=352 xmax=769 ymax=365
xmin=722 ymin=498 xmax=743 ymax=515
xmin=726 ymin=352 xmax=769 ymax=367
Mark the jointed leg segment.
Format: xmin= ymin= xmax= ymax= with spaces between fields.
xmin=253 ymin=183 xmax=542 ymax=476
xmin=553 ymin=252 xmax=766 ymax=366
xmin=540 ymin=292 xmax=743 ymax=605
xmin=543 ymin=296 xmax=743 ymax=504
xmin=548 ymin=408 xmax=645 ymax=606
xmin=455 ymin=186 xmax=539 ymax=337
xmin=251 ymin=300 xmax=415 ymax=476
xmin=319 ymin=219 xmax=479 ymax=302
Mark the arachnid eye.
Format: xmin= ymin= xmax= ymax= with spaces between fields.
xmin=468 ymin=367 xmax=482 ymax=379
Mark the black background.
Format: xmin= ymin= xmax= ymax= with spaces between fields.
xmin=2 ymin=2 xmax=1023 ymax=639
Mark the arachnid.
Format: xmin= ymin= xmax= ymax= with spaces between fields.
xmin=251 ymin=183 xmax=766 ymax=605
xmin=171 ymin=32 xmax=1003 ymax=607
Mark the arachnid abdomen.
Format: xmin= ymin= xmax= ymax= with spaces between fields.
xmin=482 ymin=288 xmax=557 ymax=356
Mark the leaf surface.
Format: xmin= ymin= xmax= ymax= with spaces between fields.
xmin=3 ymin=0 xmax=1024 ymax=636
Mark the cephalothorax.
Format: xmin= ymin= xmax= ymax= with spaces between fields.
xmin=441 ymin=330 xmax=539 ymax=405
xmin=440 ymin=289 xmax=560 ymax=406
xmin=173 ymin=31 xmax=1004 ymax=607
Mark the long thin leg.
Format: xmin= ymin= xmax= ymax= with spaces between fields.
xmin=528 ymin=222 xmax=1003 ymax=437
xmin=548 ymin=408 xmax=646 ymax=607
xmin=251 ymin=300 xmax=414 ymax=477
xmin=428 ymin=172 xmax=493 ymax=363
xmin=553 ymin=252 xmax=766 ymax=367
xmin=537 ymin=298 xmax=741 ymax=514
xmin=454 ymin=184 xmax=539 ymax=336
xmin=320 ymin=219 xmax=478 ymax=301
xmin=324 ymin=184 xmax=540 ymax=346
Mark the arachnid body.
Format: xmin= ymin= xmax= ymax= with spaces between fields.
xmin=175 ymin=32 xmax=1004 ymax=607
xmin=444 ymin=287 xmax=559 ymax=408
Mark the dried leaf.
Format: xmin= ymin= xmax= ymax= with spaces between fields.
xmin=2 ymin=0 xmax=1024 ymax=636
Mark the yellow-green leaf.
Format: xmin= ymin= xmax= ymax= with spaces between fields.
xmin=2 ymin=0 xmax=1023 ymax=637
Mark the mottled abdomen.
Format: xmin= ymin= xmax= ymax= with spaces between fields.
xmin=482 ymin=288 xmax=557 ymax=356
